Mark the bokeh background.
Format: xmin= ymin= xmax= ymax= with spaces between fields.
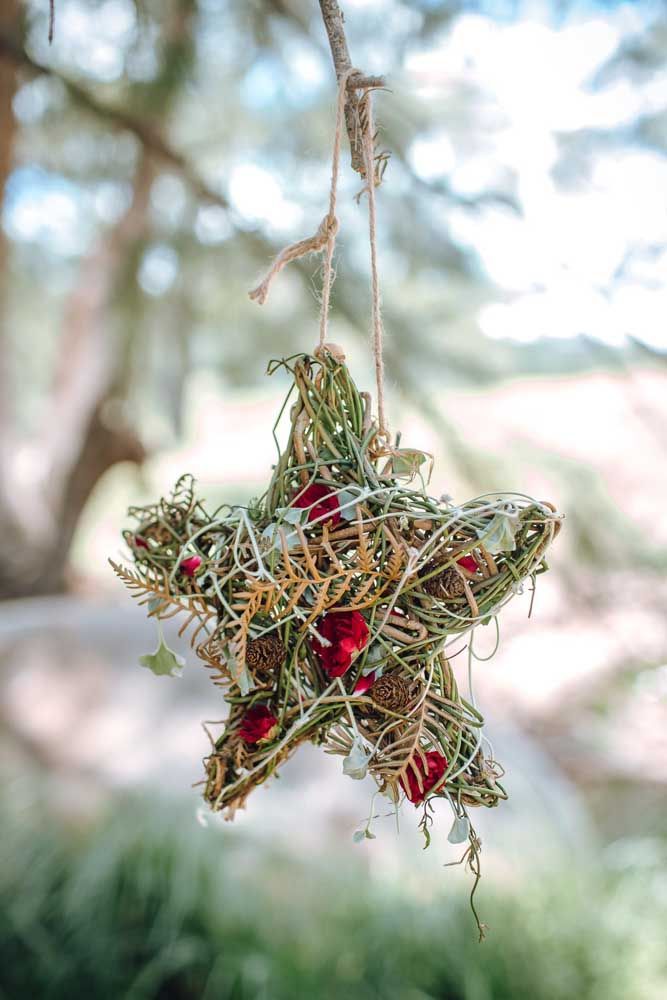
xmin=1 ymin=1 xmax=666 ymax=997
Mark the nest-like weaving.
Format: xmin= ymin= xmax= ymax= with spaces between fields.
xmin=112 ymin=346 xmax=561 ymax=935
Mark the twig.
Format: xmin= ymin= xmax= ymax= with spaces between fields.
xmin=0 ymin=31 xmax=229 ymax=211
xmin=318 ymin=0 xmax=385 ymax=176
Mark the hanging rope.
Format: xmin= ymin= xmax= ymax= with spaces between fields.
xmin=317 ymin=67 xmax=356 ymax=350
xmin=248 ymin=66 xmax=355 ymax=334
xmin=358 ymin=90 xmax=388 ymax=439
xmin=248 ymin=68 xmax=389 ymax=437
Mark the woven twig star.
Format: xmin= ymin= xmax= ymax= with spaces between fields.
xmin=112 ymin=347 xmax=560 ymax=933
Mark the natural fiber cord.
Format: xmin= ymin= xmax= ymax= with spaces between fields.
xmin=249 ymin=69 xmax=389 ymax=440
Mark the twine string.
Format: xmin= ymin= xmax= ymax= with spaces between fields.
xmin=358 ymin=90 xmax=388 ymax=439
xmin=248 ymin=66 xmax=355 ymax=325
xmin=248 ymin=67 xmax=389 ymax=438
xmin=318 ymin=67 xmax=357 ymax=348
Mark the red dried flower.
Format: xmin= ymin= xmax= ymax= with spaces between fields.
xmin=292 ymin=483 xmax=341 ymax=526
xmin=239 ymin=705 xmax=279 ymax=745
xmin=400 ymin=750 xmax=447 ymax=804
xmin=312 ymin=610 xmax=369 ymax=678
xmin=457 ymin=555 xmax=477 ymax=573
xmin=354 ymin=671 xmax=376 ymax=694
xmin=134 ymin=536 xmax=148 ymax=549
xmin=180 ymin=555 xmax=202 ymax=577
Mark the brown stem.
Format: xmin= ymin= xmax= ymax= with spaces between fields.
xmin=318 ymin=0 xmax=385 ymax=176
xmin=0 ymin=30 xmax=229 ymax=211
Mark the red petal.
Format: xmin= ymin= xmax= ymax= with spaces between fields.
xmin=311 ymin=610 xmax=369 ymax=678
xmin=457 ymin=555 xmax=478 ymax=573
xmin=400 ymin=751 xmax=447 ymax=804
xmin=292 ymin=484 xmax=342 ymax=526
xmin=321 ymin=649 xmax=354 ymax=678
xmin=354 ymin=671 xmax=376 ymax=694
xmin=180 ymin=555 xmax=202 ymax=577
xmin=239 ymin=705 xmax=279 ymax=744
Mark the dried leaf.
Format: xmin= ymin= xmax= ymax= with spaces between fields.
xmin=352 ymin=827 xmax=375 ymax=843
xmin=261 ymin=522 xmax=301 ymax=553
xmin=275 ymin=506 xmax=309 ymax=526
xmin=478 ymin=509 xmax=519 ymax=554
xmin=139 ymin=636 xmax=185 ymax=678
xmin=384 ymin=448 xmax=430 ymax=480
xmin=337 ymin=488 xmax=370 ymax=521
xmin=447 ymin=813 xmax=470 ymax=844
xmin=343 ymin=736 xmax=371 ymax=780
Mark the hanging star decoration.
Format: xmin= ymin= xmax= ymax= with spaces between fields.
xmin=111 ymin=345 xmax=561 ymax=936
xmin=111 ymin=73 xmax=562 ymax=939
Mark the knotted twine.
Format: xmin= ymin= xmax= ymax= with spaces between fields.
xmin=248 ymin=67 xmax=389 ymax=439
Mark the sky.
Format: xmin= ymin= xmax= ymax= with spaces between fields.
xmin=4 ymin=0 xmax=667 ymax=352
xmin=405 ymin=6 xmax=667 ymax=348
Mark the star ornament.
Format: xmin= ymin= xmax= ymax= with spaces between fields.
xmin=112 ymin=345 xmax=561 ymax=922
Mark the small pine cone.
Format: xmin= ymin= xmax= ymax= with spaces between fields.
xmin=370 ymin=672 xmax=412 ymax=713
xmin=246 ymin=634 xmax=286 ymax=675
xmin=423 ymin=567 xmax=466 ymax=599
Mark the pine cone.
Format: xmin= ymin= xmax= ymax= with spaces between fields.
xmin=422 ymin=566 xmax=466 ymax=599
xmin=246 ymin=634 xmax=286 ymax=675
xmin=370 ymin=672 xmax=412 ymax=712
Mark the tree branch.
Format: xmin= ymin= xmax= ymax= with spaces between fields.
xmin=317 ymin=0 xmax=384 ymax=176
xmin=0 ymin=30 xmax=229 ymax=211
xmin=267 ymin=1 xmax=519 ymax=216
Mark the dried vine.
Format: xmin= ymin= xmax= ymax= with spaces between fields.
xmin=113 ymin=347 xmax=561 ymax=938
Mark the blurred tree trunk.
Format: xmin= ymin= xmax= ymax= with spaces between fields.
xmin=0 ymin=1 xmax=196 ymax=598
xmin=0 ymin=155 xmax=152 ymax=598
xmin=0 ymin=0 xmax=19 ymax=474
xmin=35 ymin=154 xmax=155 ymax=593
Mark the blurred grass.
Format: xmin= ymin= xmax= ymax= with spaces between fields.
xmin=1 ymin=796 xmax=665 ymax=1000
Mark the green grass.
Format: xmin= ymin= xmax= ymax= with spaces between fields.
xmin=0 ymin=797 xmax=665 ymax=1000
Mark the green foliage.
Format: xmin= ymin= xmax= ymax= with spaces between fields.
xmin=1 ymin=797 xmax=665 ymax=1000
